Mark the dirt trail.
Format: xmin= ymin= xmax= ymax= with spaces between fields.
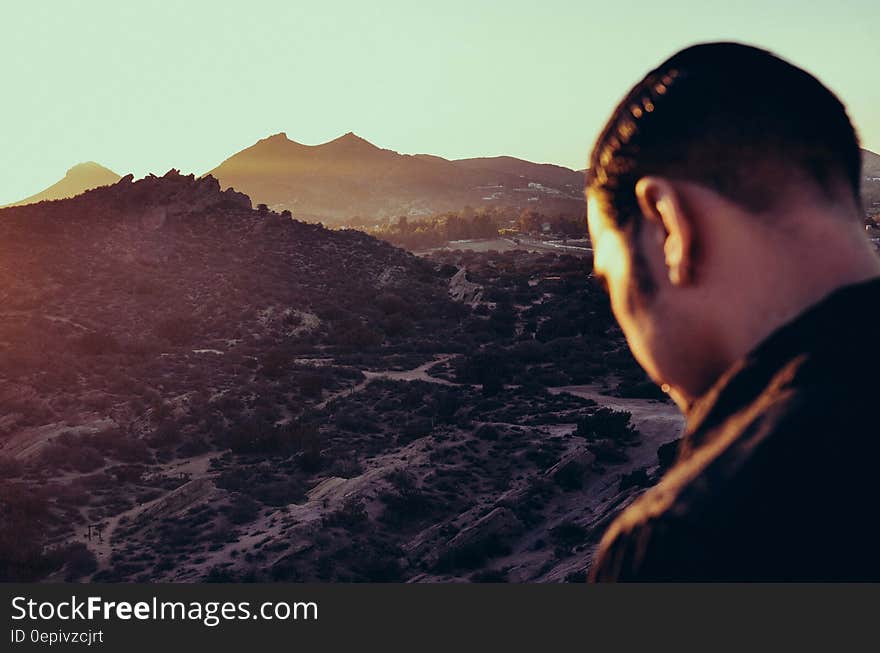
xmin=0 ymin=311 xmax=91 ymax=331
xmin=87 ymin=496 xmax=160 ymax=573
xmin=161 ymin=450 xmax=218 ymax=478
xmin=85 ymin=355 xmax=458 ymax=573
xmin=86 ymin=450 xmax=220 ymax=575
xmin=83 ymin=369 xmax=681 ymax=581
xmin=315 ymin=354 xmax=454 ymax=410
xmin=503 ymin=385 xmax=685 ymax=581
xmin=362 ymin=356 xmax=456 ymax=384
xmin=548 ymin=385 xmax=684 ymax=444
xmin=169 ymin=433 xmax=442 ymax=581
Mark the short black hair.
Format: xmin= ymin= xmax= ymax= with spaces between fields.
xmin=587 ymin=42 xmax=862 ymax=228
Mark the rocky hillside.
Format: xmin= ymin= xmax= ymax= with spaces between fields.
xmin=207 ymin=132 xmax=585 ymax=223
xmin=0 ymin=176 xmax=680 ymax=583
xmin=864 ymin=149 xmax=880 ymax=218
xmin=3 ymin=162 xmax=121 ymax=208
xmin=863 ymin=148 xmax=880 ymax=178
xmin=0 ymin=170 xmax=463 ymax=442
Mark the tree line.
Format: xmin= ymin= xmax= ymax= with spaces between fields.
xmin=347 ymin=207 xmax=586 ymax=250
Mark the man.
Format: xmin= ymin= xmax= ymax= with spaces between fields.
xmin=586 ymin=42 xmax=880 ymax=581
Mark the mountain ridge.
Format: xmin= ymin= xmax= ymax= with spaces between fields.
xmin=863 ymin=148 xmax=880 ymax=178
xmin=8 ymin=144 xmax=877 ymax=220
xmin=207 ymin=132 xmax=586 ymax=222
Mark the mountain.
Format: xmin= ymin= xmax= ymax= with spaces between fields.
xmin=863 ymin=148 xmax=880 ymax=178
xmin=453 ymin=155 xmax=583 ymax=188
xmin=3 ymin=162 xmax=121 ymax=207
xmin=207 ymin=132 xmax=586 ymax=222
xmin=863 ymin=149 xmax=880 ymax=219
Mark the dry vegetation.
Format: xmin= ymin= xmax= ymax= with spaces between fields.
xmin=0 ymin=173 xmax=681 ymax=582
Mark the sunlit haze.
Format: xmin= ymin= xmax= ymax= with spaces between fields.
xmin=2 ymin=0 xmax=878 ymax=204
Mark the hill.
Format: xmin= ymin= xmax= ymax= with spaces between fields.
xmin=453 ymin=155 xmax=583 ymax=189
xmin=863 ymin=148 xmax=880 ymax=178
xmin=207 ymin=132 xmax=585 ymax=223
xmin=863 ymin=149 xmax=880 ymax=218
xmin=0 ymin=170 xmax=675 ymax=584
xmin=3 ymin=162 xmax=121 ymax=207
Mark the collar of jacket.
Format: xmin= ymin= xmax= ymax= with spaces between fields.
xmin=678 ymin=275 xmax=880 ymax=460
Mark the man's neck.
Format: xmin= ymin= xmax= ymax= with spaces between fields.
xmin=725 ymin=219 xmax=880 ymax=377
xmin=676 ymin=210 xmax=880 ymax=412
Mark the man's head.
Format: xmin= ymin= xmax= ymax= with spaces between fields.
xmin=587 ymin=42 xmax=877 ymax=410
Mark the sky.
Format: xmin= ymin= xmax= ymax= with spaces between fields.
xmin=1 ymin=0 xmax=878 ymax=204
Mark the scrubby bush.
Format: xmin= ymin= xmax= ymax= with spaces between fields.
xmin=225 ymin=493 xmax=261 ymax=525
xmin=435 ymin=534 xmax=512 ymax=572
xmin=298 ymin=372 xmax=325 ymax=398
xmin=45 ymin=543 xmax=98 ymax=581
xmin=216 ymin=468 xmax=306 ymax=507
xmin=553 ymin=460 xmax=590 ymax=491
xmin=550 ymin=521 xmax=588 ymax=550
xmin=619 ymin=467 xmax=651 ymax=491
xmin=0 ymin=456 xmax=23 ymax=478
xmin=155 ymin=316 xmax=196 ymax=346
xmin=379 ymin=471 xmax=433 ymax=528
xmin=574 ymin=408 xmax=638 ymax=443
xmin=0 ymin=482 xmax=52 ymax=581
xmin=325 ymin=498 xmax=369 ymax=531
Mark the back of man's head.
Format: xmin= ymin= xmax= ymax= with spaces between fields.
xmin=587 ymin=42 xmax=862 ymax=228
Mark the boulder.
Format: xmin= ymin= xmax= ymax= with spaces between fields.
xmin=448 ymin=267 xmax=483 ymax=305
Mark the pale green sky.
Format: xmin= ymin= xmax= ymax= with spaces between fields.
xmin=2 ymin=0 xmax=877 ymax=204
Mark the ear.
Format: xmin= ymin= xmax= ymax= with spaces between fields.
xmin=635 ymin=176 xmax=695 ymax=287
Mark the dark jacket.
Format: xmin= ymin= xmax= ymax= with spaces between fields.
xmin=589 ymin=278 xmax=880 ymax=581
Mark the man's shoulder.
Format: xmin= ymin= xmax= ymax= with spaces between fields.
xmin=587 ymin=430 xmax=745 ymax=581
xmin=589 ymin=358 xmax=857 ymax=581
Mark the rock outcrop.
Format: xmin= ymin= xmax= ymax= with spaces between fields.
xmin=110 ymin=170 xmax=252 ymax=219
xmin=448 ymin=267 xmax=483 ymax=305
